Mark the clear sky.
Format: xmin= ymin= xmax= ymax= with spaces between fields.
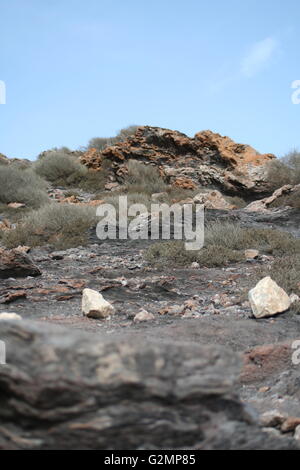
xmin=0 ymin=0 xmax=299 ymax=159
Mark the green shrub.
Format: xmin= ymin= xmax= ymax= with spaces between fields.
xmin=35 ymin=151 xmax=87 ymax=187
xmin=3 ymin=203 xmax=96 ymax=249
xmin=0 ymin=166 xmax=49 ymax=209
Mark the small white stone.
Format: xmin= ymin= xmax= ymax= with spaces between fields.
xmin=290 ymin=294 xmax=300 ymax=304
xmin=82 ymin=288 xmax=115 ymax=319
xmin=133 ymin=310 xmax=155 ymax=323
xmin=191 ymin=262 xmax=200 ymax=269
xmin=0 ymin=312 xmax=22 ymax=321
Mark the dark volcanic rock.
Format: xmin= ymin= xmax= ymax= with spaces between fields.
xmin=0 ymin=248 xmax=41 ymax=279
xmin=0 ymin=320 xmax=297 ymax=450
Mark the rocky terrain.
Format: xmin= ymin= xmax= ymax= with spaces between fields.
xmin=0 ymin=127 xmax=299 ymax=450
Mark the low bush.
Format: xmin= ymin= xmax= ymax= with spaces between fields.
xmin=37 ymin=147 xmax=75 ymax=160
xmin=35 ymin=150 xmax=87 ymax=187
xmin=0 ymin=166 xmax=49 ymax=209
xmin=87 ymin=137 xmax=116 ymax=152
xmin=145 ymin=240 xmax=242 ymax=267
xmin=88 ymin=125 xmax=139 ymax=151
xmin=78 ymin=158 xmax=113 ymax=192
xmin=3 ymin=203 xmax=96 ymax=249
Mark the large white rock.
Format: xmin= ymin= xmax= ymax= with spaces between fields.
xmin=82 ymin=288 xmax=115 ymax=319
xmin=248 ymin=277 xmax=291 ymax=319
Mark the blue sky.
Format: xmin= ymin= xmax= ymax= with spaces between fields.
xmin=0 ymin=0 xmax=299 ymax=159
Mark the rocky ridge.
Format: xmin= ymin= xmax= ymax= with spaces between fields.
xmin=80 ymin=126 xmax=275 ymax=197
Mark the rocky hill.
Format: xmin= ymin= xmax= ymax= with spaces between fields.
xmin=80 ymin=126 xmax=276 ymax=197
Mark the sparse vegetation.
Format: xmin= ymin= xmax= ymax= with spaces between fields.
xmin=37 ymin=147 xmax=75 ymax=160
xmin=88 ymin=125 xmax=139 ymax=151
xmin=3 ymin=203 xmax=96 ymax=249
xmin=267 ymin=150 xmax=300 ymax=190
xmin=126 ymin=160 xmax=168 ymax=194
xmin=35 ymin=150 xmax=87 ymax=187
xmin=0 ymin=166 xmax=49 ymax=209
xmin=145 ymin=240 xmax=242 ymax=267
xmin=105 ymin=192 xmax=152 ymax=210
xmin=269 ymin=187 xmax=300 ymax=209
xmin=266 ymin=255 xmax=300 ymax=295
xmin=145 ymin=222 xmax=300 ymax=268
xmin=78 ymin=159 xmax=113 ymax=192
xmin=259 ymin=255 xmax=300 ymax=314
xmin=205 ymin=222 xmax=300 ymax=256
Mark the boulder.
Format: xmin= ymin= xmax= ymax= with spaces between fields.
xmin=82 ymin=288 xmax=115 ymax=319
xmin=0 ymin=320 xmax=297 ymax=450
xmin=0 ymin=248 xmax=41 ymax=279
xmin=248 ymin=277 xmax=291 ymax=318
